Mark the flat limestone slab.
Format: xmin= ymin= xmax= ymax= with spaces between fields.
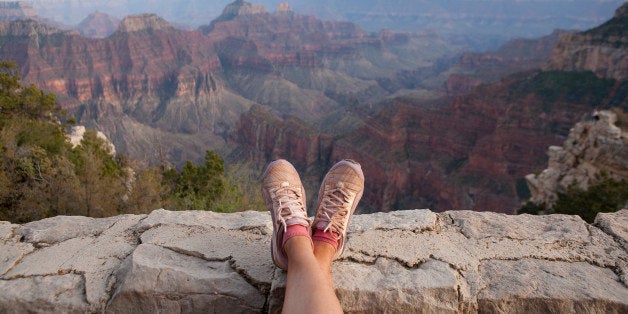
xmin=0 ymin=208 xmax=626 ymax=313
xmin=477 ymin=259 xmax=628 ymax=313
xmin=0 ymin=274 xmax=87 ymax=313
xmin=0 ymin=221 xmax=34 ymax=276
xmin=107 ymin=244 xmax=265 ymax=313
xmin=595 ymin=209 xmax=628 ymax=250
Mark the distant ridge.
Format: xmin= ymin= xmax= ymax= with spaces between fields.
xmin=546 ymin=2 xmax=628 ymax=80
xmin=214 ymin=0 xmax=268 ymax=21
xmin=22 ymin=0 xmax=625 ymax=41
xmin=76 ymin=11 xmax=120 ymax=38
xmin=117 ymin=14 xmax=174 ymax=33
xmin=0 ymin=1 xmax=37 ymax=22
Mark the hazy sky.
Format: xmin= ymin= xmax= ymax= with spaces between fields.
xmin=19 ymin=0 xmax=626 ymax=38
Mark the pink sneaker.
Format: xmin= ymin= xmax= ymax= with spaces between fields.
xmin=261 ymin=159 xmax=311 ymax=270
xmin=313 ymin=159 xmax=364 ymax=259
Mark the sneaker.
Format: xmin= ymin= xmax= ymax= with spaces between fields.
xmin=313 ymin=159 xmax=364 ymax=259
xmin=261 ymin=159 xmax=311 ymax=270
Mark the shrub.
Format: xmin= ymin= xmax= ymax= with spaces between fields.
xmin=211 ymin=162 xmax=265 ymax=213
xmin=163 ymin=150 xmax=226 ymax=211
xmin=509 ymin=71 xmax=616 ymax=108
xmin=552 ymin=175 xmax=628 ymax=223
xmin=518 ymin=201 xmax=546 ymax=215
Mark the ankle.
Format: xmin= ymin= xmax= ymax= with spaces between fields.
xmin=284 ymin=235 xmax=316 ymax=266
xmin=312 ymin=228 xmax=339 ymax=251
xmin=282 ymin=224 xmax=311 ymax=248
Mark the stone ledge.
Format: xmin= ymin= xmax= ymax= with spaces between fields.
xmin=1 ymin=209 xmax=627 ymax=313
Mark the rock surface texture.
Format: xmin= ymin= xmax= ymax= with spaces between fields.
xmin=1 ymin=209 xmax=627 ymax=313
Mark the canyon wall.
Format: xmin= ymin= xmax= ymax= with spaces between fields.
xmin=0 ymin=1 xmax=626 ymax=214
xmin=0 ymin=1 xmax=36 ymax=22
xmin=1 ymin=209 xmax=627 ymax=313
xmin=546 ymin=3 xmax=628 ymax=81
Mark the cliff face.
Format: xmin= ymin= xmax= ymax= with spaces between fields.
xmin=546 ymin=3 xmax=628 ymax=80
xmin=0 ymin=4 xmax=454 ymax=165
xmin=446 ymin=30 xmax=568 ymax=94
xmin=1 ymin=209 xmax=627 ymax=312
xmin=0 ymin=1 xmax=37 ymax=22
xmin=526 ymin=110 xmax=628 ymax=206
xmin=239 ymin=70 xmax=627 ymax=214
xmin=0 ymin=16 xmax=222 ymax=104
xmin=0 ymin=14 xmax=246 ymax=162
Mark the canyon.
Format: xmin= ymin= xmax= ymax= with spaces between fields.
xmin=0 ymin=1 xmax=626 ymax=214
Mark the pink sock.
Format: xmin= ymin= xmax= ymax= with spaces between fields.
xmin=312 ymin=228 xmax=340 ymax=251
xmin=282 ymin=224 xmax=310 ymax=248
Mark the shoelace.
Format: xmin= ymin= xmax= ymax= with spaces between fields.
xmin=270 ymin=182 xmax=307 ymax=233
xmin=317 ymin=182 xmax=354 ymax=236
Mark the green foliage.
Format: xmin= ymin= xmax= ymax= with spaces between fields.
xmin=0 ymin=61 xmax=20 ymax=96
xmin=0 ymin=61 xmax=63 ymax=124
xmin=69 ymin=130 xmax=122 ymax=178
xmin=518 ymin=174 xmax=628 ymax=223
xmin=211 ymin=162 xmax=265 ymax=213
xmin=518 ymin=201 xmax=545 ymax=215
xmin=515 ymin=178 xmax=531 ymax=199
xmin=124 ymin=167 xmax=166 ymax=215
xmin=163 ymin=150 xmax=226 ymax=211
xmin=510 ymin=71 xmax=616 ymax=109
xmin=552 ymin=175 xmax=628 ymax=223
xmin=16 ymin=120 xmax=68 ymax=155
xmin=0 ymin=61 xmax=129 ymax=222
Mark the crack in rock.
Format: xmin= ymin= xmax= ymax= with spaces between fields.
xmin=159 ymin=244 xmax=273 ymax=296
xmin=106 ymin=243 xmax=266 ymax=312
xmin=3 ymin=268 xmax=87 ymax=281
xmin=348 ymin=249 xmax=428 ymax=269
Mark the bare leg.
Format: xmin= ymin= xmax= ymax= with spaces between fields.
xmin=313 ymin=241 xmax=335 ymax=277
xmin=282 ymin=237 xmax=343 ymax=314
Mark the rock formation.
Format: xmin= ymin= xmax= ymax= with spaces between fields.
xmin=0 ymin=209 xmax=626 ymax=312
xmin=116 ymin=14 xmax=174 ymax=33
xmin=526 ymin=110 xmax=628 ymax=207
xmin=276 ymin=2 xmax=291 ymax=14
xmin=67 ymin=125 xmax=117 ymax=156
xmin=223 ymin=0 xmax=268 ymax=17
xmin=445 ymin=30 xmax=569 ymax=94
xmin=546 ymin=3 xmax=628 ymax=80
xmin=0 ymin=1 xmax=37 ymax=22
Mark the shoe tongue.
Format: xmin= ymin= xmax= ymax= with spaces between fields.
xmin=332 ymin=181 xmax=347 ymax=199
xmin=286 ymin=217 xmax=309 ymax=227
xmin=277 ymin=182 xmax=299 ymax=197
xmin=314 ymin=221 xmax=328 ymax=230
